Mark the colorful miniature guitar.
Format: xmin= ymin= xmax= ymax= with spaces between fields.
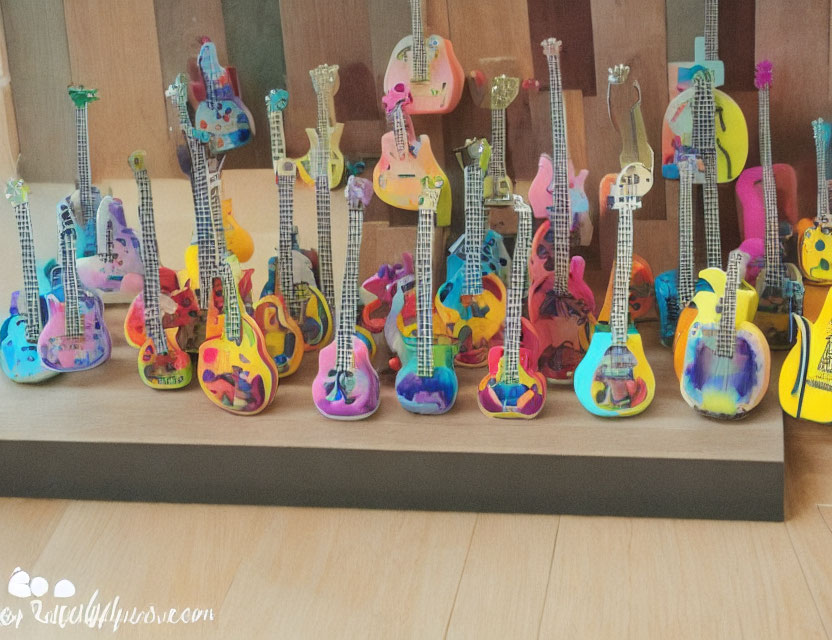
xmin=743 ymin=62 xmax=803 ymax=349
xmin=297 ymin=64 xmax=345 ymax=188
xmin=797 ymin=119 xmax=832 ymax=283
xmin=478 ymin=196 xmax=545 ymax=419
xmin=481 ymin=75 xmax=519 ymax=206
xmin=313 ymin=177 xmax=380 ymax=419
xmin=198 ymin=259 xmax=277 ymax=415
xmin=528 ymin=39 xmax=592 ymax=248
xmin=1 ymin=180 xmax=60 ymax=383
xmin=123 ymin=152 xmax=193 ymax=390
xmin=661 ymin=0 xmax=748 ymax=183
xmin=395 ymin=177 xmax=458 ymax=414
xmin=574 ymin=165 xmax=655 ymax=417
xmin=680 ymin=250 xmax=770 ymax=419
xmin=360 ymin=254 xmax=413 ymax=334
xmin=655 ymin=156 xmax=697 ymax=347
xmin=65 ymin=86 xmax=103 ymax=258
xmin=780 ymin=286 xmax=832 ymax=423
xmin=39 ymin=203 xmax=111 ymax=372
xmin=384 ymin=0 xmax=464 ymax=115
xmin=435 ymin=139 xmax=506 ymax=368
xmin=192 ymin=39 xmax=253 ymax=154
xmin=373 ymin=83 xmax=452 ymax=226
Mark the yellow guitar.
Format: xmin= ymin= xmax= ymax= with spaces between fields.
xmin=479 ymin=74 xmax=519 ymax=206
xmin=797 ymin=119 xmax=832 ymax=283
xmin=296 ymin=64 xmax=345 ymax=189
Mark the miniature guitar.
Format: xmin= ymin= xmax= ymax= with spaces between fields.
xmin=574 ymin=165 xmax=655 ymax=417
xmin=124 ymin=152 xmax=193 ymax=390
xmin=297 ymin=64 xmax=345 ymax=188
xmin=395 ymin=177 xmax=458 ymax=414
xmin=260 ymin=158 xmax=332 ymax=353
xmin=384 ymin=0 xmax=464 ymax=114
xmin=313 ymin=177 xmax=381 ymax=419
xmin=655 ymin=155 xmax=696 ymax=347
xmin=743 ymin=62 xmax=803 ymax=349
xmin=780 ymin=286 xmax=832 ymax=423
xmin=435 ymin=139 xmax=506 ymax=368
xmin=797 ymin=119 xmax=832 ymax=283
xmin=373 ymin=83 xmax=452 ymax=226
xmin=192 ymin=39 xmax=253 ymax=154
xmin=482 ymin=75 xmax=519 ymax=206
xmin=661 ymin=0 xmax=748 ymax=183
xmin=680 ymin=250 xmax=770 ymax=419
xmin=65 ymin=86 xmax=103 ymax=258
xmin=477 ymin=196 xmax=545 ymax=419
xmin=528 ymin=39 xmax=592 ymax=248
xmin=39 ymin=203 xmax=111 ymax=372
xmin=0 ymin=180 xmax=60 ymax=383
xmin=198 ymin=259 xmax=277 ymax=415
xmin=360 ymin=253 xmax=413 ymax=334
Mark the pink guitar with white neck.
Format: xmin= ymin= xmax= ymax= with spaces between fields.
xmin=384 ymin=0 xmax=464 ymax=115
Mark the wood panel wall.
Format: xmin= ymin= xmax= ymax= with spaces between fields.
xmin=0 ymin=0 xmax=830 ymax=274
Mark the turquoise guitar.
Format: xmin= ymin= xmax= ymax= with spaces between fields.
xmin=66 ymin=86 xmax=103 ymax=258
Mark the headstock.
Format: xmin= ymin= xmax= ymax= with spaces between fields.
xmin=454 ymin=137 xmax=491 ymax=174
xmin=310 ymin=64 xmax=340 ymax=97
xmin=754 ymin=60 xmax=773 ymax=90
xmin=277 ymin=158 xmax=297 ymax=179
xmin=346 ymin=176 xmax=373 ymax=209
xmin=5 ymin=178 xmax=29 ymax=206
xmin=382 ymin=82 xmax=413 ymax=114
xmin=692 ymin=69 xmax=715 ymax=91
xmin=489 ymin=75 xmax=520 ymax=110
xmin=607 ymin=64 xmax=630 ymax=85
xmin=512 ymin=194 xmax=532 ymax=216
xmin=266 ymin=88 xmax=289 ymax=113
xmin=128 ymin=150 xmax=147 ymax=174
xmin=197 ymin=39 xmax=221 ymax=75
xmin=57 ymin=201 xmax=75 ymax=233
xmin=540 ymin=38 xmax=562 ymax=59
xmin=68 ymin=86 xmax=99 ymax=108
xmin=166 ymin=74 xmax=189 ymax=117
xmin=419 ymin=176 xmax=444 ymax=212
xmin=611 ymin=162 xmax=648 ymax=209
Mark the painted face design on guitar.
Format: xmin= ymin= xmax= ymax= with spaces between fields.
xmin=798 ymin=119 xmax=832 ymax=284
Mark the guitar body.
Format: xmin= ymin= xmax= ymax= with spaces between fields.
xmin=573 ymin=323 xmax=655 ymax=417
xmin=138 ymin=328 xmax=193 ymax=390
xmin=194 ymin=99 xmax=252 ymax=153
xmin=395 ymin=341 xmax=458 ymax=414
xmin=754 ymin=263 xmax=804 ymax=349
xmin=384 ymin=34 xmax=464 ymax=115
xmin=253 ymin=293 xmax=304 ymax=377
xmin=798 ymin=219 xmax=832 ymax=283
xmin=123 ymin=266 xmax=188 ymax=347
xmin=66 ymin=187 xmax=103 ymax=258
xmin=221 ymin=199 xmax=254 ymax=263
xmin=312 ymin=336 xmax=380 ymax=420
xmin=372 ymin=131 xmax=452 ymax=226
xmin=654 ymin=268 xmax=682 ymax=347
xmin=385 ymin=276 xmax=415 ymax=363
xmin=445 ymin=230 xmax=511 ymax=286
xmin=294 ymin=283 xmax=333 ymax=352
xmin=680 ymin=320 xmax=770 ymax=419
xmin=198 ymin=314 xmax=277 ymax=415
xmin=596 ymin=255 xmax=655 ymax=322
xmin=0 ymin=293 xmax=59 ymax=383
xmin=735 ymin=164 xmax=798 ymax=242
xmin=297 ymin=125 xmax=345 ymax=188
xmin=477 ymin=345 xmax=546 ymax=419
xmin=38 ymin=293 xmax=111 ymax=372
xmin=360 ymin=256 xmax=413 ymax=334
xmin=528 ymin=156 xmax=592 ymax=247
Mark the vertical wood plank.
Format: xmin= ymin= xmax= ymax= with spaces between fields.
xmin=1 ymin=0 xmax=74 ymax=182
xmin=64 ymin=0 xmax=178 ymax=178
xmin=0 ymin=0 xmax=18 ymax=179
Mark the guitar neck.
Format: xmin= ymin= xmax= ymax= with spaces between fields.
xmin=60 ymin=225 xmax=82 ymax=338
xmin=759 ymin=85 xmax=783 ymax=288
xmin=416 ymin=203 xmax=434 ymax=378
xmin=315 ymin=90 xmax=331 ymax=163
xmin=336 ymin=204 xmax=364 ymax=373
xmin=409 ymin=0 xmax=428 ymax=81
xmin=814 ymin=120 xmax=830 ymax=225
xmin=716 ymin=252 xmax=741 ymax=359
xmin=268 ymin=110 xmax=286 ymax=169
xmin=677 ymin=164 xmax=695 ymax=308
xmin=547 ymin=52 xmax=571 ymax=293
xmin=611 ymin=203 xmax=634 ymax=346
xmin=503 ymin=199 xmax=532 ymax=384
xmin=218 ymin=261 xmax=241 ymax=342
xmin=704 ymin=0 xmax=719 ymax=62
xmin=75 ymin=106 xmax=94 ymax=226
xmin=316 ymin=177 xmax=335 ymax=307
xmin=13 ymin=202 xmax=42 ymax=342
xmin=209 ymin=167 xmax=228 ymax=260
xmin=463 ymin=163 xmax=484 ymax=296
xmin=277 ymin=173 xmax=298 ymax=314
xmin=693 ymin=74 xmax=722 ymax=269
xmin=190 ymin=143 xmax=216 ymax=309
xmin=489 ymin=108 xmax=506 ymax=182
xmin=391 ymin=105 xmax=409 ymax=159
xmin=133 ymin=167 xmax=166 ymax=352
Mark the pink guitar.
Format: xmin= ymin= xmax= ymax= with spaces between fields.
xmin=313 ymin=177 xmax=380 ymax=420
xmin=373 ymin=83 xmax=452 ymax=226
xmin=383 ymin=0 xmax=464 ymax=115
xmin=39 ymin=203 xmax=111 ymax=372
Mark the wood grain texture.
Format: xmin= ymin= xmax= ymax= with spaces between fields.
xmin=64 ymin=0 xmax=178 ymax=178
xmin=1 ymin=0 xmax=74 ymax=181
xmin=0 ymin=1 xmax=17 ymax=179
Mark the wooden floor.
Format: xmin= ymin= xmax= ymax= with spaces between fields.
xmin=0 ymin=415 xmax=826 ymax=639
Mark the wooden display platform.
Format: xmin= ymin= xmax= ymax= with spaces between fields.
xmin=0 ymin=308 xmax=784 ymax=521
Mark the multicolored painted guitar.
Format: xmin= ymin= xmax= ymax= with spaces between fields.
xmin=780 ymin=286 xmax=832 ymax=423
xmin=38 ymin=203 xmax=111 ymax=372
xmin=198 ymin=259 xmax=278 ymax=415
xmin=661 ymin=0 xmax=748 ymax=183
xmin=65 ymin=86 xmax=103 ymax=258
xmin=313 ymin=177 xmax=380 ymax=420
xmin=574 ymin=165 xmax=654 ymax=417
xmin=743 ymin=62 xmax=803 ymax=349
xmin=373 ymin=83 xmax=452 ymax=226
xmin=360 ymin=253 xmax=413 ymax=335
xmin=480 ymin=75 xmax=519 ymax=206
xmin=296 ymin=64 xmax=345 ymax=188
xmin=435 ymin=139 xmax=506 ymax=368
xmin=395 ymin=177 xmax=458 ymax=414
xmin=1 ymin=180 xmax=60 ymax=383
xmin=384 ymin=0 xmax=464 ymax=115
xmin=797 ymin=119 xmax=832 ymax=283
xmin=478 ymin=196 xmax=545 ymax=419
xmin=191 ymin=38 xmax=253 ymax=154
xmin=528 ymin=38 xmax=592 ymax=248
xmin=126 ymin=152 xmax=193 ymax=390
xmin=681 ymin=250 xmax=770 ymax=419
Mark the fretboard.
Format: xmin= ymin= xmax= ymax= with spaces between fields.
xmin=268 ymin=109 xmax=286 ymax=169
xmin=60 ymin=221 xmax=82 ymax=338
xmin=814 ymin=119 xmax=830 ymax=226
xmin=489 ymin=108 xmax=507 ymax=184
xmin=611 ymin=200 xmax=634 ymax=346
xmin=75 ymin=106 xmax=94 ymax=227
xmin=218 ymin=260 xmax=241 ymax=342
xmin=503 ymin=197 xmax=532 ymax=384
xmin=133 ymin=166 xmax=166 ymax=352
xmin=335 ymin=204 xmax=364 ymax=373
xmin=704 ymin=0 xmax=719 ymax=62
xmin=277 ymin=172 xmax=298 ymax=316
xmin=677 ymin=161 xmax=695 ymax=308
xmin=13 ymin=202 xmax=42 ymax=342
xmin=208 ymin=161 xmax=229 ymax=264
xmin=416 ymin=203 xmax=434 ymax=378
xmin=463 ymin=162 xmax=485 ymax=296
xmin=315 ymin=177 xmax=335 ymax=308
xmin=716 ymin=251 xmax=741 ymax=359
xmin=391 ymin=105 xmax=409 ymax=159
xmin=190 ymin=142 xmax=216 ymax=309
xmin=547 ymin=51 xmax=570 ymax=292
xmin=409 ymin=0 xmax=428 ymax=82
xmin=758 ymin=85 xmax=782 ymax=289
xmin=693 ymin=73 xmax=722 ymax=269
